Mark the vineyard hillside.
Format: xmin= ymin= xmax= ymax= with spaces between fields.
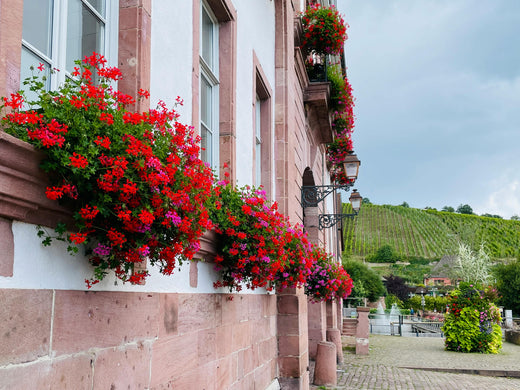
xmin=342 ymin=203 xmax=520 ymax=260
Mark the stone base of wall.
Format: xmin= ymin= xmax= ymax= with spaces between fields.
xmin=0 ymin=289 xmax=278 ymax=389
xmin=505 ymin=329 xmax=520 ymax=345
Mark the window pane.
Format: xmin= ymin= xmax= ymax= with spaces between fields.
xmin=201 ymin=6 xmax=214 ymax=69
xmin=22 ymin=0 xmax=53 ymax=57
xmin=67 ymin=0 xmax=105 ymax=72
xmin=85 ymin=0 xmax=105 ymax=17
xmin=200 ymin=124 xmax=212 ymax=164
xmin=200 ymin=75 xmax=212 ymax=126
xmin=20 ymin=47 xmax=51 ymax=98
xmin=255 ymin=97 xmax=262 ymax=139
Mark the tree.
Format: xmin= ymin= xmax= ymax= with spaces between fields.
xmin=456 ymin=204 xmax=473 ymax=215
xmin=400 ymin=201 xmax=409 ymax=208
xmin=383 ymin=275 xmax=409 ymax=302
xmin=442 ymin=206 xmax=455 ymax=212
xmin=511 ymin=215 xmax=520 ymax=221
xmin=362 ymin=197 xmax=371 ymax=205
xmin=481 ymin=213 xmax=503 ymax=219
xmin=455 ymin=242 xmax=491 ymax=285
xmin=343 ymin=260 xmax=385 ymax=302
xmin=367 ymin=244 xmax=400 ymax=263
xmin=493 ymin=259 xmax=520 ymax=316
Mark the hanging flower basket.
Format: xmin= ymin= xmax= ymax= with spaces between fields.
xmin=1 ymin=53 xmax=214 ymax=287
xmin=301 ymin=3 xmax=348 ymax=56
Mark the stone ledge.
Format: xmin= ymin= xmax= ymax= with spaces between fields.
xmin=303 ymin=82 xmax=333 ymax=144
xmin=0 ymin=131 xmax=71 ymax=227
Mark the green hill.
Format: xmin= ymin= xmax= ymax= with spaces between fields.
xmin=342 ymin=203 xmax=520 ymax=260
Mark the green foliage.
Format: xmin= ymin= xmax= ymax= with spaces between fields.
xmin=406 ymin=295 xmax=448 ymax=312
xmin=326 ymin=64 xmax=344 ymax=110
xmin=442 ymin=206 xmax=455 ymax=212
xmin=343 ymin=203 xmax=520 ymax=260
xmin=385 ymin=294 xmax=403 ymax=309
xmin=343 ymin=259 xmax=386 ymax=302
xmin=442 ymin=284 xmax=502 ymax=353
xmin=457 ymin=204 xmax=474 ymax=215
xmin=493 ymin=259 xmax=520 ymax=316
xmin=367 ymin=244 xmax=400 ymax=263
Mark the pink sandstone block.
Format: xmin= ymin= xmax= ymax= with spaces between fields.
xmin=257 ymin=338 xmax=276 ymax=364
xmin=216 ymin=324 xmax=234 ymax=358
xmin=215 ymin=354 xmax=235 ymax=390
xmin=277 ymin=294 xmax=300 ymax=315
xmin=52 ymin=290 xmax=159 ymax=355
xmin=0 ymin=354 xmax=92 ymax=389
xmin=313 ymin=341 xmax=337 ymax=386
xmin=158 ymin=293 xmax=178 ymax=337
xmin=0 ymin=218 xmax=14 ymax=276
xmin=221 ymin=294 xmax=238 ymax=325
xmin=230 ymin=371 xmax=255 ymax=390
xmin=277 ymin=314 xmax=299 ymax=335
xmin=247 ymin=294 xmax=263 ymax=320
xmin=0 ymin=289 xmax=52 ymax=365
xmin=278 ymin=356 xmax=305 ymax=377
xmin=198 ymin=328 xmax=217 ymax=365
xmin=177 ymin=293 xmax=216 ymax=334
xmin=189 ymin=260 xmax=198 ymax=288
xmin=278 ymin=334 xmax=301 ymax=356
xmin=240 ymin=345 xmax=258 ymax=376
xmin=254 ymin=361 xmax=275 ymax=390
xmin=356 ymin=337 xmax=369 ymax=355
xmin=150 ymin=335 xmax=199 ymax=386
xmin=232 ymin=321 xmax=251 ymax=352
xmin=161 ymin=361 xmax=217 ymax=390
xmin=93 ymin=342 xmax=152 ymax=389
xmin=253 ymin=317 xmax=270 ymax=343
xmin=262 ymin=294 xmax=277 ymax=316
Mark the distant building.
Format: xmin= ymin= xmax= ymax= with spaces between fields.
xmin=424 ymin=255 xmax=459 ymax=286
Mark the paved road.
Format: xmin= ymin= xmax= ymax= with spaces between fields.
xmin=310 ymin=335 xmax=520 ymax=389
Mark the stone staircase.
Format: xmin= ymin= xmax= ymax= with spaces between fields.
xmin=342 ymin=318 xmax=357 ymax=336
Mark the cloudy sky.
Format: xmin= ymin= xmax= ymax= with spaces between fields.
xmin=339 ymin=0 xmax=520 ymax=218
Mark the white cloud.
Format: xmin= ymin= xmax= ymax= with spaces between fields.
xmin=476 ymin=179 xmax=520 ymax=219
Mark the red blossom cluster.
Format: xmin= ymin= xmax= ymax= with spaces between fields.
xmin=305 ymin=246 xmax=353 ymax=302
xmin=327 ymin=73 xmax=356 ymax=183
xmin=301 ymin=4 xmax=348 ymax=55
xmin=1 ymin=53 xmax=214 ymax=286
xmin=210 ymin=179 xmax=353 ymax=301
xmin=211 ymin=182 xmax=313 ymax=292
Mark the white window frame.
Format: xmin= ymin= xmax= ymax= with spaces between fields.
xmin=21 ymin=0 xmax=118 ymax=90
xmin=199 ymin=0 xmax=220 ymax=171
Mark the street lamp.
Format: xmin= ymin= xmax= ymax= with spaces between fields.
xmin=318 ymin=189 xmax=363 ymax=230
xmin=349 ymin=189 xmax=362 ymax=213
xmin=343 ymin=153 xmax=360 ymax=182
xmin=300 ymin=152 xmax=360 ymax=208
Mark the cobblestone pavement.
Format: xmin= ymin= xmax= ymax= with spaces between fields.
xmin=310 ymin=335 xmax=520 ymax=390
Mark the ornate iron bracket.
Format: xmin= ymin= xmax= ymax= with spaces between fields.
xmin=319 ymin=212 xmax=358 ymax=230
xmin=301 ymin=184 xmax=352 ymax=208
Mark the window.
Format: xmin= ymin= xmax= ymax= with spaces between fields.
xmin=199 ymin=1 xmax=220 ymax=168
xmin=253 ymin=58 xmax=272 ymax=196
xmin=254 ymin=95 xmax=262 ymax=184
xmin=21 ymin=0 xmax=117 ymax=91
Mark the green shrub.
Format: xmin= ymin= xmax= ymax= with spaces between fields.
xmin=442 ymin=284 xmax=502 ymax=353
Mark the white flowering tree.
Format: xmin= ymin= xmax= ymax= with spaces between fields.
xmin=456 ymin=242 xmax=491 ymax=285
